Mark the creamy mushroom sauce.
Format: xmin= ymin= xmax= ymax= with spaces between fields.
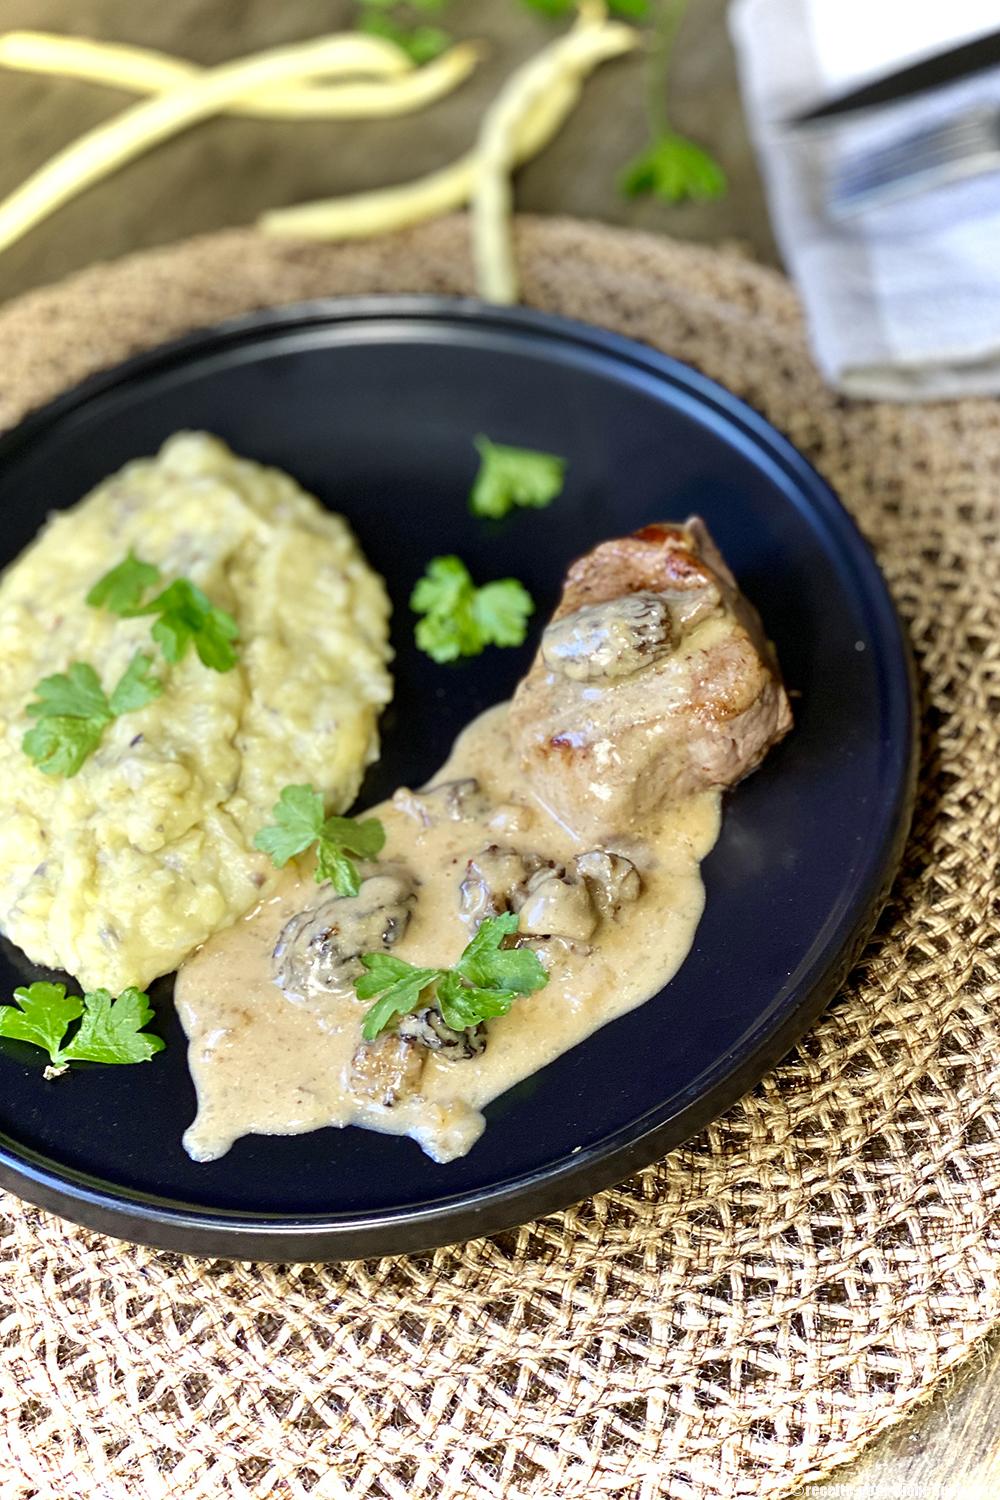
xmin=175 ymin=704 xmax=721 ymax=1164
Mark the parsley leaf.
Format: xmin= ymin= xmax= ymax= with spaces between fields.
xmin=107 ymin=652 xmax=163 ymax=716
xmin=355 ymin=952 xmax=441 ymax=1001
xmin=411 ymin=556 xmax=534 ymax=662
xmin=469 ymin=436 xmax=566 ymax=519
xmin=0 ymin=983 xmax=83 ymax=1059
xmin=23 ymin=661 xmax=115 ymax=778
xmin=357 ymin=11 xmax=451 ymax=63
xmin=26 ymin=661 xmax=109 ymax=722
xmin=22 ymin=716 xmax=106 ymax=779
xmin=254 ymin=783 xmax=325 ymax=865
xmin=23 ymin=652 xmax=163 ymax=778
xmin=518 ymin=0 xmax=648 ymax=16
xmin=91 ymin=554 xmax=240 ymax=671
xmin=411 ymin=555 xmax=471 ymax=619
xmin=254 ymin=784 xmax=386 ymax=897
xmin=28 ymin=554 xmax=232 ymax=778
xmin=453 ymin=910 xmax=549 ymax=994
xmin=0 ymin=982 xmax=163 ymax=1067
xmin=472 ymin=580 xmax=535 ymax=648
xmin=129 ymin=578 xmax=239 ymax=672
xmin=356 ymin=955 xmax=445 ymax=1042
xmin=315 ymin=814 xmax=386 ymax=892
xmin=59 ymin=987 xmax=165 ymax=1064
xmin=436 ymin=972 xmax=517 ymax=1030
xmin=619 ymin=131 xmax=727 ymax=203
xmin=356 ymin=913 xmax=549 ymax=1041
xmin=86 ymin=552 xmax=161 ymax=614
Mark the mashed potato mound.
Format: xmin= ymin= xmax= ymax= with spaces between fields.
xmin=0 ymin=432 xmax=392 ymax=992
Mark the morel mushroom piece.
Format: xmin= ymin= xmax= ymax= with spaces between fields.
xmin=350 ymin=1009 xmax=485 ymax=1109
xmin=273 ymin=870 xmax=415 ymax=999
xmin=573 ymin=850 xmax=641 ymax=917
xmin=512 ymin=933 xmax=593 ymax=968
xmin=516 ymin=867 xmax=598 ymax=942
xmin=350 ymin=1032 xmax=425 ymax=1108
xmin=393 ymin=778 xmax=492 ymax=828
xmin=458 ymin=844 xmax=548 ymax=926
xmin=397 ymin=1007 xmax=487 ymax=1061
xmin=541 ymin=591 xmax=674 ymax=682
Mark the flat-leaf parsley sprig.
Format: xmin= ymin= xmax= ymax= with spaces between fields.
xmin=86 ymin=550 xmax=161 ymax=614
xmin=89 ymin=554 xmax=240 ymax=673
xmin=411 ymin=555 xmax=534 ymax=662
xmin=23 ymin=653 xmax=162 ymax=777
xmin=519 ymin=0 xmax=649 ymax=17
xmin=469 ymin=436 xmax=566 ymax=519
xmin=356 ymin=0 xmax=452 ymax=64
xmin=0 ymin=981 xmax=164 ymax=1070
xmin=518 ymin=0 xmax=725 ymax=204
xmin=618 ymin=0 xmax=727 ymax=205
xmin=24 ymin=554 xmax=240 ymax=778
xmin=356 ymin=911 xmax=549 ymax=1040
xmin=619 ymin=129 xmax=726 ymax=203
xmin=129 ymin=579 xmax=239 ymax=672
xmin=254 ymin=784 xmax=386 ymax=897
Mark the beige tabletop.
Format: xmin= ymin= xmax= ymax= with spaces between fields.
xmin=0 ymin=2 xmax=997 ymax=1495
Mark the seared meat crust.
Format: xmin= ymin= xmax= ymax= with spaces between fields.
xmin=508 ymin=518 xmax=792 ymax=835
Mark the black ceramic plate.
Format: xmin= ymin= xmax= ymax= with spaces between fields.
xmin=0 ymin=299 xmax=915 ymax=1261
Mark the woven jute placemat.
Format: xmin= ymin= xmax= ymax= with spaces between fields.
xmin=0 ymin=216 xmax=998 ymax=1500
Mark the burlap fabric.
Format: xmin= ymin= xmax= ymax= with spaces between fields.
xmin=0 ymin=217 xmax=997 ymax=1500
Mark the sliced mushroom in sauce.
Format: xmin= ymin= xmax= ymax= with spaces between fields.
xmin=458 ymin=842 xmax=638 ymax=944
xmin=541 ymin=591 xmax=675 ymax=682
xmin=458 ymin=844 xmax=549 ymax=926
xmin=397 ymin=1007 xmax=486 ymax=1061
xmin=349 ymin=1032 xmax=425 ymax=1108
xmin=393 ymin=777 xmax=492 ymax=827
xmin=573 ymin=850 xmax=641 ymax=917
xmin=350 ymin=1010 xmax=486 ymax=1110
xmin=273 ymin=870 xmax=416 ymax=999
xmin=516 ymin=867 xmax=598 ymax=942
xmin=512 ymin=933 xmax=594 ymax=968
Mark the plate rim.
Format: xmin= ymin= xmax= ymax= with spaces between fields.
xmin=0 ymin=295 xmax=918 ymax=1261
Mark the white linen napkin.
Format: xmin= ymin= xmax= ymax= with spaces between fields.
xmin=730 ymin=0 xmax=1000 ymax=400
